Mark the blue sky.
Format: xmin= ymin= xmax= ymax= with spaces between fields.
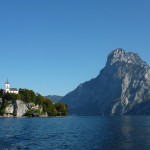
xmin=0 ymin=0 xmax=150 ymax=96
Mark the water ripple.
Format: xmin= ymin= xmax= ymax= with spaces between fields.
xmin=0 ymin=117 xmax=150 ymax=150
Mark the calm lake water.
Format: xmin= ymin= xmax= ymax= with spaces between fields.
xmin=0 ymin=116 xmax=150 ymax=150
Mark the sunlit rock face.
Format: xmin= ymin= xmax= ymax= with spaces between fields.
xmin=14 ymin=100 xmax=29 ymax=117
xmin=62 ymin=48 xmax=150 ymax=115
xmin=3 ymin=100 xmax=42 ymax=117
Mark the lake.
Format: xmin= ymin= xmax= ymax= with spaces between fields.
xmin=0 ymin=116 xmax=150 ymax=150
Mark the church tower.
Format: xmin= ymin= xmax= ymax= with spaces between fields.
xmin=5 ymin=79 xmax=10 ymax=93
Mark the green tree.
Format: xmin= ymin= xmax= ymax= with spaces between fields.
xmin=25 ymin=110 xmax=33 ymax=117
xmin=3 ymin=93 xmax=21 ymax=101
xmin=0 ymin=89 xmax=4 ymax=98
xmin=36 ymin=94 xmax=44 ymax=105
xmin=55 ymin=102 xmax=68 ymax=116
xmin=19 ymin=89 xmax=36 ymax=103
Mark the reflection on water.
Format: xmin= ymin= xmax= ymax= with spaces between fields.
xmin=0 ymin=116 xmax=150 ymax=150
xmin=99 ymin=116 xmax=150 ymax=150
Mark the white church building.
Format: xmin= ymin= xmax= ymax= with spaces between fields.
xmin=5 ymin=80 xmax=19 ymax=94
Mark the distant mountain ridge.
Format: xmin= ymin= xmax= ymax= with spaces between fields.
xmin=45 ymin=95 xmax=63 ymax=103
xmin=61 ymin=48 xmax=150 ymax=115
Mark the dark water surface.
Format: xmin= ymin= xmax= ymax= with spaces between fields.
xmin=0 ymin=116 xmax=150 ymax=150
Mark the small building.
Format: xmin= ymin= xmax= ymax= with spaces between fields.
xmin=32 ymin=113 xmax=40 ymax=117
xmin=5 ymin=80 xmax=19 ymax=94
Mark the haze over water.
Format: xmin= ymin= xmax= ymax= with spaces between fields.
xmin=0 ymin=116 xmax=150 ymax=150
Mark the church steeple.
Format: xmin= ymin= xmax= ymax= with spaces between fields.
xmin=4 ymin=79 xmax=18 ymax=94
xmin=5 ymin=79 xmax=9 ymax=84
xmin=5 ymin=79 xmax=10 ymax=93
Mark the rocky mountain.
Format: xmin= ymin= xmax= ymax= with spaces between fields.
xmin=61 ymin=48 xmax=150 ymax=115
xmin=45 ymin=95 xmax=63 ymax=103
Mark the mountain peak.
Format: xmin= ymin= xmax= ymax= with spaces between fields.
xmin=111 ymin=48 xmax=126 ymax=54
xmin=62 ymin=48 xmax=150 ymax=116
xmin=106 ymin=48 xmax=145 ymax=66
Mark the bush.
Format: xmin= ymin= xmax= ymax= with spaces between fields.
xmin=25 ymin=110 xmax=33 ymax=117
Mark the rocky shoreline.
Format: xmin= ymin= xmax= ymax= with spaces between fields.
xmin=0 ymin=99 xmax=48 ymax=118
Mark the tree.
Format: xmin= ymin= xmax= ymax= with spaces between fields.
xmin=55 ymin=102 xmax=68 ymax=116
xmin=19 ymin=89 xmax=36 ymax=103
xmin=0 ymin=89 xmax=4 ymax=98
xmin=3 ymin=93 xmax=21 ymax=101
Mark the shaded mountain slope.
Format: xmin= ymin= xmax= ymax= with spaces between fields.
xmin=61 ymin=48 xmax=150 ymax=115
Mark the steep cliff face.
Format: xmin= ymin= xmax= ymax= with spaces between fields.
xmin=5 ymin=101 xmax=14 ymax=115
xmin=1 ymin=100 xmax=43 ymax=117
xmin=14 ymin=100 xmax=29 ymax=117
xmin=61 ymin=49 xmax=150 ymax=115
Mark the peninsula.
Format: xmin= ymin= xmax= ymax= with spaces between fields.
xmin=0 ymin=80 xmax=68 ymax=117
